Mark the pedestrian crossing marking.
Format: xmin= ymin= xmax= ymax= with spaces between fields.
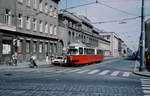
xmin=76 ymin=69 xmax=89 ymax=74
xmin=141 ymin=79 xmax=150 ymax=95
xmin=122 ymin=72 xmax=130 ymax=77
xmin=110 ymin=71 xmax=120 ymax=76
xmin=68 ymin=69 xmax=81 ymax=72
xmin=99 ymin=70 xmax=110 ymax=75
xmin=143 ymin=90 xmax=150 ymax=94
xmin=142 ymin=87 xmax=150 ymax=90
xmin=88 ymin=70 xmax=100 ymax=74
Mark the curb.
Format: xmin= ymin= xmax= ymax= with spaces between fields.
xmin=132 ymin=60 xmax=150 ymax=77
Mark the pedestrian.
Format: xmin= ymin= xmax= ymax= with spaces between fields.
xmin=46 ymin=52 xmax=49 ymax=65
xmin=30 ymin=53 xmax=38 ymax=68
xmin=50 ymin=55 xmax=54 ymax=66
xmin=12 ymin=52 xmax=18 ymax=66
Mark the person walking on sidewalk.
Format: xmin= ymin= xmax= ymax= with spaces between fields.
xmin=45 ymin=52 xmax=49 ymax=65
xmin=29 ymin=53 xmax=38 ymax=68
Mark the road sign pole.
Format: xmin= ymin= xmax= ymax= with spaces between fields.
xmin=139 ymin=0 xmax=145 ymax=71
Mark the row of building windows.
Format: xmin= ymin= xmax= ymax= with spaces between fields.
xmin=17 ymin=14 xmax=57 ymax=35
xmin=68 ymin=31 xmax=98 ymax=45
xmin=17 ymin=0 xmax=57 ymax=18
xmin=18 ymin=40 xmax=57 ymax=54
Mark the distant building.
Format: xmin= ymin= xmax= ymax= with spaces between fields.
xmin=0 ymin=0 xmax=60 ymax=64
xmin=100 ymin=32 xmax=120 ymax=57
xmin=145 ymin=18 xmax=150 ymax=49
xmin=58 ymin=11 xmax=99 ymax=53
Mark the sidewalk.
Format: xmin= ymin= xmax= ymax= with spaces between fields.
xmin=133 ymin=60 xmax=150 ymax=77
xmin=0 ymin=60 xmax=50 ymax=70
xmin=0 ymin=56 xmax=120 ymax=70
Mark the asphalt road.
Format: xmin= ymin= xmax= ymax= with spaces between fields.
xmin=0 ymin=57 xmax=149 ymax=96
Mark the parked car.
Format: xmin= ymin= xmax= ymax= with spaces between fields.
xmin=52 ymin=56 xmax=65 ymax=65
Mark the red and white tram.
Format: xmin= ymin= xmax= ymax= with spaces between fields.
xmin=66 ymin=43 xmax=104 ymax=65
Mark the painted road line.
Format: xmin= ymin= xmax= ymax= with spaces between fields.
xmin=88 ymin=70 xmax=100 ymax=74
xmin=110 ymin=71 xmax=120 ymax=76
xmin=68 ymin=69 xmax=81 ymax=73
xmin=76 ymin=69 xmax=89 ymax=74
xmin=143 ymin=90 xmax=150 ymax=94
xmin=98 ymin=70 xmax=110 ymax=75
xmin=122 ymin=72 xmax=130 ymax=77
xmin=142 ymin=87 xmax=150 ymax=90
xmin=55 ymin=69 xmax=70 ymax=73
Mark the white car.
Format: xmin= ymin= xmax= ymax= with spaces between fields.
xmin=52 ymin=56 xmax=65 ymax=65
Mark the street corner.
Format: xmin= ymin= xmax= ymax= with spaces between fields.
xmin=133 ymin=60 xmax=150 ymax=77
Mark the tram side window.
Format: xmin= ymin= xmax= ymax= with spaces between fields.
xmin=97 ymin=50 xmax=104 ymax=55
xmin=84 ymin=48 xmax=87 ymax=55
xmin=87 ymin=49 xmax=94 ymax=54
xmin=79 ymin=47 xmax=83 ymax=55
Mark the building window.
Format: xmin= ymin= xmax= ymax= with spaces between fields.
xmin=39 ymin=43 xmax=43 ymax=53
xmin=17 ymin=0 xmax=23 ymax=3
xmin=33 ymin=18 xmax=37 ymax=31
xmin=45 ymin=22 xmax=48 ymax=33
xmin=26 ymin=0 xmax=31 ymax=7
xmin=39 ymin=20 xmax=43 ymax=32
xmin=18 ymin=13 xmax=23 ymax=28
xmin=45 ymin=3 xmax=48 ymax=13
xmin=18 ymin=40 xmax=23 ymax=53
xmin=49 ymin=24 xmax=53 ymax=34
xmin=26 ymin=16 xmax=31 ymax=30
xmin=54 ymin=25 xmax=57 ymax=35
xmin=107 ymin=35 xmax=110 ymax=40
xmin=39 ymin=0 xmax=43 ymax=11
xmin=54 ymin=8 xmax=57 ymax=18
xmin=33 ymin=42 xmax=37 ymax=53
xmin=49 ymin=5 xmax=53 ymax=16
xmin=26 ymin=41 xmax=30 ymax=53
xmin=4 ymin=9 xmax=12 ymax=25
xmin=33 ymin=0 xmax=37 ymax=9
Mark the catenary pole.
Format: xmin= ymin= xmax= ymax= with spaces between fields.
xmin=139 ymin=0 xmax=145 ymax=71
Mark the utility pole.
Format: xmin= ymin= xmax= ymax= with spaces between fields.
xmin=66 ymin=0 xmax=67 ymax=10
xmin=139 ymin=0 xmax=145 ymax=71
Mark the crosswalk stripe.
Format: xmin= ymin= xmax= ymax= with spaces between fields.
xmin=76 ymin=69 xmax=89 ymax=74
xmin=88 ymin=70 xmax=100 ymax=74
xmin=68 ymin=69 xmax=81 ymax=72
xmin=110 ymin=71 xmax=120 ymax=76
xmin=144 ymin=95 xmax=150 ymax=96
xmin=122 ymin=72 xmax=130 ymax=77
xmin=142 ymin=87 xmax=150 ymax=90
xmin=143 ymin=90 xmax=150 ymax=94
xmin=98 ymin=70 xmax=110 ymax=75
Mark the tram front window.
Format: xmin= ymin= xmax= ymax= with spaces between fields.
xmin=68 ymin=49 xmax=78 ymax=55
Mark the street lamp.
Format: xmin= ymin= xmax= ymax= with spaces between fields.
xmin=139 ymin=0 xmax=145 ymax=71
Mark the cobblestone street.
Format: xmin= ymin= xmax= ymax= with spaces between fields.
xmin=0 ymin=58 xmax=148 ymax=96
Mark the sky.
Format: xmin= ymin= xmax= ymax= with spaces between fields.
xmin=59 ymin=0 xmax=150 ymax=51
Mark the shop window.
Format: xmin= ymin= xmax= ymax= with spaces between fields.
xmin=26 ymin=41 xmax=30 ymax=53
xmin=18 ymin=40 xmax=23 ymax=53
xmin=39 ymin=43 xmax=43 ymax=53
xmin=2 ymin=40 xmax=12 ymax=55
xmin=45 ymin=43 xmax=48 ymax=53
xmin=33 ymin=42 xmax=37 ymax=53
